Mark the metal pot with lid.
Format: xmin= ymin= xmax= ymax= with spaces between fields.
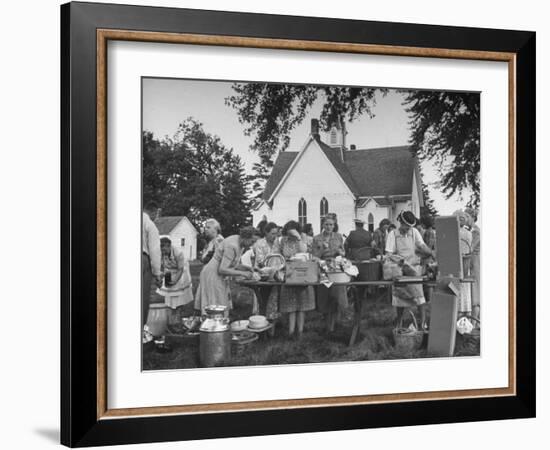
xmin=199 ymin=304 xmax=231 ymax=367
xmin=200 ymin=305 xmax=230 ymax=332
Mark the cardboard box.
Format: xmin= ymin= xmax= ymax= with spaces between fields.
xmin=285 ymin=260 xmax=319 ymax=284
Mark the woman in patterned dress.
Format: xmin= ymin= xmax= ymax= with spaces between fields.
xmin=312 ymin=215 xmax=347 ymax=332
xmin=194 ymin=226 xmax=256 ymax=315
xmin=252 ymin=222 xmax=281 ymax=321
xmin=277 ymin=221 xmax=315 ymax=338
xmin=200 ymin=218 xmax=224 ymax=264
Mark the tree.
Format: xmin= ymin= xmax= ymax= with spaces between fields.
xmin=143 ymin=118 xmax=251 ymax=235
xmin=421 ymin=182 xmax=438 ymax=217
xmin=225 ymin=83 xmax=383 ymax=161
xmin=247 ymin=158 xmax=273 ymax=200
xmin=227 ymin=83 xmax=480 ymax=209
xmin=402 ymin=90 xmax=480 ymax=208
xmin=417 ymin=164 xmax=438 ymax=216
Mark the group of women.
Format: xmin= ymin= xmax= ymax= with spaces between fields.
xmin=190 ymin=207 xmax=480 ymax=337
xmin=193 ymin=215 xmax=348 ymax=337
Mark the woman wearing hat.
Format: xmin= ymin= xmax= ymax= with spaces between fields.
xmin=385 ymin=210 xmax=434 ymax=330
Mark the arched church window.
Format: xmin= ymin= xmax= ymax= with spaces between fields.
xmin=320 ymin=197 xmax=329 ymax=230
xmin=368 ymin=213 xmax=375 ymax=232
xmin=298 ymin=198 xmax=307 ymax=228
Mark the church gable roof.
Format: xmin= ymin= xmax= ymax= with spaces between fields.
xmin=262 ymin=151 xmax=298 ymax=201
xmin=262 ymin=141 xmax=418 ymax=200
xmin=315 ymin=138 xmax=360 ymax=195
xmin=345 ymin=145 xmax=416 ymax=197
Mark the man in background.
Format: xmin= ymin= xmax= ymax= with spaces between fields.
xmin=142 ymin=201 xmax=162 ymax=328
xmin=344 ymin=218 xmax=373 ymax=260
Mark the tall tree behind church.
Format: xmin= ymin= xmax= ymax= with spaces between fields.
xmin=227 ymin=83 xmax=480 ymax=208
xmin=403 ymin=90 xmax=480 ymax=209
xmin=143 ymin=118 xmax=251 ymax=235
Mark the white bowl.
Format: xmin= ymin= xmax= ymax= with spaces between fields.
xmin=248 ymin=315 xmax=268 ymax=329
xmin=230 ymin=320 xmax=250 ymax=332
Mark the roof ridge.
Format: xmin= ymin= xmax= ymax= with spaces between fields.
xmin=348 ymin=144 xmax=411 ymax=152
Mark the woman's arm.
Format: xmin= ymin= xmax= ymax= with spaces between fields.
xmin=170 ymin=250 xmax=185 ymax=284
xmin=217 ymin=245 xmax=252 ymax=278
xmin=335 ymin=234 xmax=345 ymax=257
xmin=218 ymin=259 xmax=252 ymax=278
xmin=288 ymin=230 xmax=307 ymax=253
xmin=413 ymin=228 xmax=435 ymax=257
xmin=311 ymin=236 xmax=323 ymax=259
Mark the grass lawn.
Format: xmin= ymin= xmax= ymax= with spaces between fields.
xmin=143 ymin=262 xmax=480 ymax=371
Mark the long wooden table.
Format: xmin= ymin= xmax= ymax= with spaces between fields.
xmin=238 ymin=278 xmax=474 ymax=346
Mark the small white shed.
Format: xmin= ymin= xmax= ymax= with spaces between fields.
xmin=155 ymin=216 xmax=198 ymax=261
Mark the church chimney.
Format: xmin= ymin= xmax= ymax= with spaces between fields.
xmin=311 ymin=118 xmax=320 ymax=139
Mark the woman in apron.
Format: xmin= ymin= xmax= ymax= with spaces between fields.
xmin=385 ymin=211 xmax=435 ymax=330
xmin=157 ymin=237 xmax=194 ymax=324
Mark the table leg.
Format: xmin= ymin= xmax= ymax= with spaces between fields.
xmin=255 ymin=286 xmax=277 ymax=338
xmin=349 ymin=287 xmax=365 ymax=346
xmin=255 ymin=286 xmax=272 ymax=316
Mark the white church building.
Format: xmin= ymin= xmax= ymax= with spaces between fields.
xmin=252 ymin=119 xmax=424 ymax=235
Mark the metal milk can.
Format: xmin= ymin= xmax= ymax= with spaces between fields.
xmin=199 ymin=305 xmax=231 ymax=367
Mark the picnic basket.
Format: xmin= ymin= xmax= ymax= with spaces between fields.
xmin=456 ymin=316 xmax=481 ymax=346
xmin=392 ymin=310 xmax=424 ymax=352
xmin=262 ymin=254 xmax=285 ymax=281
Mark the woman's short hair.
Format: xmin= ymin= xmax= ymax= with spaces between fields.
xmin=379 ymin=218 xmax=391 ymax=228
xmin=302 ymin=223 xmax=313 ymax=235
xmin=239 ymin=225 xmax=256 ymax=241
xmin=282 ymin=220 xmax=302 ymax=236
xmin=420 ymin=215 xmax=434 ymax=228
xmin=205 ymin=218 xmax=222 ymax=234
xmin=264 ymin=222 xmax=279 ymax=234
xmin=453 ymin=209 xmax=467 ymax=221
xmin=160 ymin=237 xmax=171 ymax=246
xmin=464 ymin=207 xmax=477 ymax=222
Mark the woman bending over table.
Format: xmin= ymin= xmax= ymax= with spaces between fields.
xmin=194 ymin=226 xmax=256 ymax=315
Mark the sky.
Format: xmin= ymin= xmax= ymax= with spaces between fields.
xmin=142 ymin=78 xmax=475 ymax=215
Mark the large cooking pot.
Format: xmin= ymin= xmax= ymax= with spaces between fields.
xmin=356 ymin=260 xmax=382 ymax=281
xmin=146 ymin=303 xmax=170 ymax=337
xmin=350 ymin=246 xmax=377 ymax=261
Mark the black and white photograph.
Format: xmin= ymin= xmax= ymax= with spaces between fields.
xmin=141 ymin=77 xmax=481 ymax=370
